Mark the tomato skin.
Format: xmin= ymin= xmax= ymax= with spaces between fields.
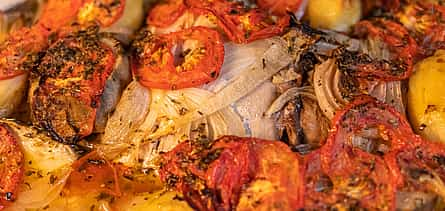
xmin=239 ymin=140 xmax=303 ymax=210
xmin=67 ymin=151 xmax=121 ymax=197
xmin=132 ymin=26 xmax=224 ymax=90
xmin=0 ymin=27 xmax=48 ymax=80
xmin=256 ymin=0 xmax=303 ymax=16
xmin=303 ymin=151 xmax=349 ymax=209
xmin=160 ymin=136 xmax=303 ymax=211
xmin=318 ymin=96 xmax=419 ymax=210
xmin=160 ymin=137 xmax=256 ymax=210
xmin=0 ymin=124 xmax=24 ymax=209
xmin=393 ymin=139 xmax=445 ymax=198
xmin=37 ymin=0 xmax=85 ymax=32
xmin=147 ymin=0 xmax=187 ymax=27
xmin=395 ymin=2 xmax=445 ymax=58
xmin=38 ymin=0 xmax=125 ymax=32
xmin=185 ymin=0 xmax=290 ymax=44
xmin=31 ymin=25 xmax=116 ymax=144
xmin=351 ymin=19 xmax=418 ymax=81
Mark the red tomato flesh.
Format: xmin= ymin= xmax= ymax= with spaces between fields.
xmin=132 ymin=26 xmax=224 ymax=90
xmin=0 ymin=124 xmax=24 ymax=209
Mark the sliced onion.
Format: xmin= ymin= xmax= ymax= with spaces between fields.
xmin=313 ymin=59 xmax=345 ymax=119
xmin=265 ymin=86 xmax=316 ymax=117
xmin=104 ymin=37 xmax=292 ymax=168
xmin=103 ymin=81 xmax=151 ymax=145
xmin=0 ymin=73 xmax=27 ymax=117
xmin=6 ymin=167 xmax=72 ymax=210
xmin=313 ymin=36 xmax=407 ymax=119
xmin=203 ymin=39 xmax=274 ymax=92
xmin=0 ymin=0 xmax=27 ymax=11
xmin=175 ymin=38 xmax=292 ymax=126
xmin=95 ymin=37 xmax=131 ymax=132
xmin=207 ymin=107 xmax=246 ymax=140
xmin=232 ymin=81 xmax=279 ymax=140
xmin=0 ymin=120 xmax=76 ymax=210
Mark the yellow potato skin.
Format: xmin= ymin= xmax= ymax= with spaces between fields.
xmin=408 ymin=50 xmax=445 ymax=142
xmin=306 ymin=0 xmax=362 ymax=32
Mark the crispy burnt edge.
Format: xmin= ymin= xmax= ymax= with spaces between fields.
xmin=30 ymin=25 xmax=116 ymax=144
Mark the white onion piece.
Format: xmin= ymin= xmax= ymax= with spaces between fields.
xmin=0 ymin=0 xmax=26 ymax=11
xmin=6 ymin=168 xmax=71 ymax=210
xmin=265 ymin=86 xmax=316 ymax=117
xmin=313 ymin=37 xmax=406 ymax=119
xmin=175 ymin=38 xmax=292 ymax=126
xmin=207 ymin=107 xmax=246 ymax=140
xmin=103 ymin=81 xmax=151 ymax=145
xmin=232 ymin=81 xmax=278 ymax=140
xmin=105 ymin=37 xmax=291 ymax=168
xmin=0 ymin=73 xmax=27 ymax=117
xmin=294 ymin=0 xmax=309 ymax=20
xmin=0 ymin=120 xmax=76 ymax=210
xmin=95 ymin=37 xmax=131 ymax=132
xmin=203 ymin=39 xmax=274 ymax=92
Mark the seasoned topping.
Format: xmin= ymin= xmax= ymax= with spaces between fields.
xmin=160 ymin=136 xmax=303 ymax=211
xmin=349 ymin=18 xmax=418 ymax=81
xmin=31 ymin=25 xmax=116 ymax=144
xmin=0 ymin=123 xmax=24 ymax=208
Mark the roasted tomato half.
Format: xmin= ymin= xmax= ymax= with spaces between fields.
xmin=0 ymin=27 xmax=47 ymax=80
xmin=38 ymin=0 xmax=126 ymax=31
xmin=30 ymin=25 xmax=116 ymax=144
xmin=37 ymin=0 xmax=85 ymax=31
xmin=395 ymin=140 xmax=445 ymax=205
xmin=147 ymin=0 xmax=187 ymax=28
xmin=160 ymin=136 xmax=303 ymax=211
xmin=396 ymin=1 xmax=445 ymax=57
xmin=0 ymin=123 xmax=24 ymax=209
xmin=66 ymin=151 xmax=121 ymax=197
xmin=186 ymin=0 xmax=290 ymax=43
xmin=336 ymin=18 xmax=418 ymax=81
xmin=303 ymin=150 xmax=364 ymax=210
xmin=318 ymin=96 xmax=420 ymax=210
xmin=132 ymin=26 xmax=224 ymax=90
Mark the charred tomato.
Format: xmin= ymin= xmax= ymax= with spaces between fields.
xmin=0 ymin=124 xmax=24 ymax=209
xmin=319 ymin=96 xmax=418 ymax=210
xmin=160 ymin=136 xmax=303 ymax=211
xmin=186 ymin=0 xmax=290 ymax=43
xmin=30 ymin=25 xmax=116 ymax=144
xmin=349 ymin=18 xmax=418 ymax=81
